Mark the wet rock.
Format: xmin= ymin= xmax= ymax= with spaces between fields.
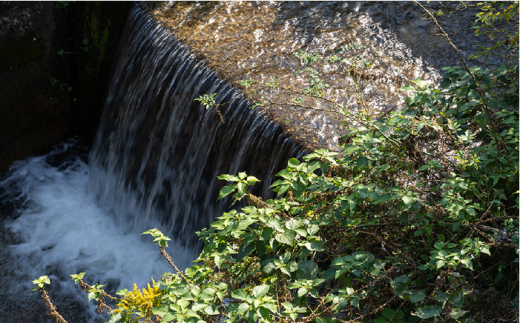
xmin=144 ymin=1 xmax=509 ymax=152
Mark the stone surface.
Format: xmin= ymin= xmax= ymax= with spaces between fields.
xmin=145 ymin=1 xmax=510 ymax=152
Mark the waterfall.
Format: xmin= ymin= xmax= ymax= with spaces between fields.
xmin=89 ymin=5 xmax=304 ymax=249
xmin=0 ymin=5 xmax=303 ymax=322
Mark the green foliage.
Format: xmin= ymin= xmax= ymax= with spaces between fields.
xmin=194 ymin=93 xmax=217 ymax=110
xmin=217 ymin=172 xmax=260 ymax=204
xmin=32 ymin=276 xmax=51 ymax=291
xmin=142 ymin=228 xmax=172 ymax=248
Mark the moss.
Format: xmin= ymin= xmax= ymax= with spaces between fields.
xmin=0 ymin=31 xmax=46 ymax=73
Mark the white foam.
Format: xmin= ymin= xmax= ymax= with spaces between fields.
xmin=3 ymin=142 xmax=193 ymax=320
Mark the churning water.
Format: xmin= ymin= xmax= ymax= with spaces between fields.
xmin=0 ymin=139 xmax=184 ymax=322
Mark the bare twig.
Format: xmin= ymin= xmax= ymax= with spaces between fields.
xmin=40 ymin=288 xmax=68 ymax=323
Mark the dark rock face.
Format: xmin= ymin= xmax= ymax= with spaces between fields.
xmin=0 ymin=2 xmax=132 ymax=174
xmin=0 ymin=2 xmax=73 ymax=174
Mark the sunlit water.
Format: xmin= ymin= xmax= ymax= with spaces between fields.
xmin=0 ymin=139 xmax=192 ymax=322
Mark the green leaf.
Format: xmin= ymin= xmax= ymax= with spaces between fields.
xmin=236 ymin=182 xmax=246 ymax=196
xmin=153 ymin=304 xmax=173 ymax=316
xmin=275 ymin=230 xmax=296 ymax=245
xmin=205 ymin=305 xmax=220 ymax=315
xmin=262 ymin=258 xmax=276 ymax=274
xmin=288 ymin=158 xmax=300 ymax=168
xmin=116 ymin=289 xmax=128 ymax=296
xmin=257 ymin=307 xmax=271 ymax=321
xmin=232 ymin=289 xmax=248 ymax=301
xmin=436 ymin=260 xmax=446 ymax=269
xmin=286 ymin=218 xmax=302 ymax=230
xmin=298 ymin=260 xmax=318 ymax=279
xmin=356 ymin=156 xmax=368 ymax=169
xmin=374 ymin=193 xmax=392 ymax=203
xmin=413 ymin=305 xmax=442 ymax=319
xmin=410 ymin=290 xmax=426 ymax=303
xmin=402 ymin=195 xmax=414 ymax=207
xmin=413 ymin=79 xmax=429 ymax=88
xmin=304 ymin=241 xmax=324 ymax=251
xmin=262 ymin=227 xmax=273 ymax=241
xmin=253 ymin=284 xmax=270 ymax=298
xmin=342 ymin=145 xmax=360 ymax=155
xmin=218 ymin=174 xmax=239 ymax=182
xmin=461 ymin=258 xmax=473 ymax=270
xmin=237 ymin=303 xmax=249 ymax=315
xmin=218 ymin=185 xmax=236 ymax=200
xmin=307 ymin=224 xmax=319 ymax=235
xmin=237 ymin=235 xmax=257 ymax=261
xmin=450 ymin=308 xmax=469 ymax=319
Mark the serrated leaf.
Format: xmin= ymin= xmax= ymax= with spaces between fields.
xmin=152 ymin=304 xmax=172 ymax=316
xmin=237 ymin=235 xmax=257 ymax=261
xmin=307 ymin=224 xmax=319 ymax=235
xmin=205 ymin=304 xmax=220 ymax=315
xmin=262 ymin=258 xmax=276 ymax=274
xmin=461 ymin=258 xmax=473 ymax=270
xmin=402 ymin=195 xmax=414 ymax=206
xmin=286 ymin=218 xmax=302 ymax=230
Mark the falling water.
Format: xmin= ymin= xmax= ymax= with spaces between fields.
xmin=0 ymin=5 xmax=303 ymax=322
xmin=88 ymin=5 xmax=304 ymax=248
